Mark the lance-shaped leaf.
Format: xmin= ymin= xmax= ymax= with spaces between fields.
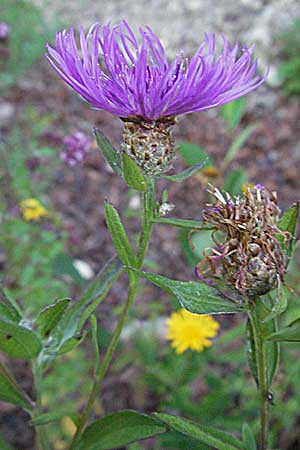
xmin=37 ymin=298 xmax=70 ymax=337
xmin=74 ymin=410 xmax=167 ymax=450
xmin=121 ymin=153 xmax=147 ymax=191
xmin=0 ymin=318 xmax=42 ymax=359
xmin=91 ymin=315 xmax=100 ymax=375
xmin=222 ymin=168 xmax=247 ymax=196
xmin=246 ymin=302 xmax=279 ymax=388
xmin=94 ymin=128 xmax=122 ymax=175
xmin=57 ymin=332 xmax=86 ymax=355
xmin=220 ymin=97 xmax=245 ymax=130
xmin=163 ymin=160 xmax=206 ymax=182
xmin=178 ymin=142 xmax=213 ymax=167
xmin=0 ymin=285 xmax=22 ymax=323
xmin=155 ymin=413 xmax=244 ymax=450
xmin=50 ymin=256 xmax=121 ymax=347
xmin=266 ymin=317 xmax=300 ymax=342
xmin=222 ymin=124 xmax=256 ymax=167
xmin=130 ymin=270 xmax=245 ymax=315
xmin=154 ymin=217 xmax=213 ymax=231
xmin=105 ymin=202 xmax=136 ymax=267
xmin=278 ymin=202 xmax=300 ymax=257
xmin=242 ymin=423 xmax=257 ymax=450
xmin=0 ymin=362 xmax=33 ymax=409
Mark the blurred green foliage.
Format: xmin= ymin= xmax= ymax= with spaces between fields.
xmin=278 ymin=20 xmax=300 ymax=96
xmin=0 ymin=0 xmax=57 ymax=87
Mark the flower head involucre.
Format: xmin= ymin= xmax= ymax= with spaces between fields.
xmin=196 ymin=185 xmax=289 ymax=298
xmin=46 ymin=21 xmax=267 ymax=122
xmin=166 ymin=309 xmax=219 ymax=354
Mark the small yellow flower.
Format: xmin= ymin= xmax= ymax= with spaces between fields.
xmin=20 ymin=198 xmax=48 ymax=221
xmin=201 ymin=165 xmax=220 ymax=178
xmin=166 ymin=309 xmax=219 ymax=354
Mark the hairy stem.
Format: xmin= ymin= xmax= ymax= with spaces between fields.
xmin=248 ymin=303 xmax=269 ymax=450
xmin=69 ymin=178 xmax=155 ymax=449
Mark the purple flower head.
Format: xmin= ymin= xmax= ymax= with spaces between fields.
xmin=0 ymin=22 xmax=10 ymax=41
xmin=61 ymin=131 xmax=91 ymax=166
xmin=46 ymin=21 xmax=267 ymax=122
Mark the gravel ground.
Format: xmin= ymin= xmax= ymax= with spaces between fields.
xmin=35 ymin=0 xmax=300 ymax=74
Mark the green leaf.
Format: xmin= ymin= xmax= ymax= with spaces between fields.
xmin=57 ymin=332 xmax=86 ymax=355
xmin=52 ymin=253 xmax=86 ymax=287
xmin=37 ymin=298 xmax=70 ymax=337
xmin=242 ymin=423 xmax=257 ymax=450
xmin=246 ymin=319 xmax=258 ymax=385
xmin=55 ymin=256 xmax=121 ymax=346
xmin=94 ymin=128 xmax=122 ymax=175
xmin=247 ymin=302 xmax=279 ymax=387
xmin=91 ymin=315 xmax=100 ymax=375
xmin=154 ymin=217 xmax=213 ymax=231
xmin=220 ymin=97 xmax=246 ymax=130
xmin=31 ymin=411 xmax=79 ymax=427
xmin=155 ymin=413 xmax=244 ymax=450
xmin=105 ymin=202 xmax=136 ymax=267
xmin=74 ymin=410 xmax=167 ymax=450
xmin=163 ymin=161 xmax=206 ymax=182
xmin=0 ymin=285 xmax=22 ymax=323
xmin=0 ymin=362 xmax=32 ymax=409
xmin=0 ymin=318 xmax=42 ymax=359
xmin=131 ymin=270 xmax=245 ymax=315
xmin=222 ymin=169 xmax=247 ymax=196
xmin=278 ymin=202 xmax=299 ymax=256
xmin=122 ymin=153 xmax=147 ymax=191
xmin=262 ymin=284 xmax=288 ymax=323
xmin=223 ymin=124 xmax=256 ymax=167
xmin=266 ymin=317 xmax=300 ymax=342
xmin=178 ymin=142 xmax=213 ymax=167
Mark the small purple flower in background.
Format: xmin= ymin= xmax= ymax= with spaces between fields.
xmin=46 ymin=21 xmax=267 ymax=174
xmin=61 ymin=131 xmax=91 ymax=166
xmin=0 ymin=22 xmax=10 ymax=41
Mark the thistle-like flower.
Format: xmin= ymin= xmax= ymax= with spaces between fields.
xmin=46 ymin=21 xmax=266 ymax=174
xmin=196 ymin=185 xmax=289 ymax=298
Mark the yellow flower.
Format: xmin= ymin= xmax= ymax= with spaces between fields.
xmin=20 ymin=198 xmax=48 ymax=221
xmin=166 ymin=309 xmax=219 ymax=354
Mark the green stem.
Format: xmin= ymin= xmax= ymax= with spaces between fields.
xmin=69 ymin=178 xmax=155 ymax=449
xmin=33 ymin=363 xmax=51 ymax=450
xmin=247 ymin=303 xmax=269 ymax=450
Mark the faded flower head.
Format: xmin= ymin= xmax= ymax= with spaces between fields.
xmin=20 ymin=198 xmax=48 ymax=222
xmin=166 ymin=308 xmax=219 ymax=354
xmin=46 ymin=21 xmax=266 ymax=174
xmin=196 ymin=185 xmax=288 ymax=298
xmin=61 ymin=131 xmax=91 ymax=166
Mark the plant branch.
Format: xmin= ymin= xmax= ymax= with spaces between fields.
xmin=69 ymin=177 xmax=155 ymax=449
xmin=247 ymin=302 xmax=269 ymax=450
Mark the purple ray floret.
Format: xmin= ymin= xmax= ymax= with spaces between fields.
xmin=46 ymin=20 xmax=267 ymax=121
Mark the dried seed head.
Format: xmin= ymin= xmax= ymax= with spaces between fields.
xmin=197 ymin=185 xmax=289 ymax=298
xmin=121 ymin=117 xmax=176 ymax=175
